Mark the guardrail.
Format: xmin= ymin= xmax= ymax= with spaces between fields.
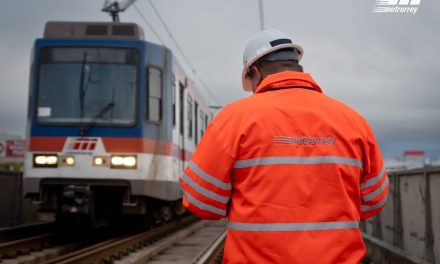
xmin=361 ymin=166 xmax=440 ymax=264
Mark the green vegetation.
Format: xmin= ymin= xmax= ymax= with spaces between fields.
xmin=0 ymin=162 xmax=23 ymax=172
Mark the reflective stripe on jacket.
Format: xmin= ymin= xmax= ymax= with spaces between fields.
xmin=180 ymin=71 xmax=389 ymax=263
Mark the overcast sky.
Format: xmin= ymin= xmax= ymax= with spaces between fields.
xmin=0 ymin=0 xmax=439 ymax=159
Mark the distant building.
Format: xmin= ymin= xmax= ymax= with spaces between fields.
xmin=403 ymin=150 xmax=425 ymax=163
xmin=432 ymin=157 xmax=440 ymax=166
xmin=0 ymin=131 xmax=21 ymax=141
xmin=385 ymin=150 xmax=426 ymax=172
xmin=384 ymin=158 xmax=407 ymax=172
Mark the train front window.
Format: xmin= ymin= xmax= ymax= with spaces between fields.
xmin=36 ymin=47 xmax=139 ymax=126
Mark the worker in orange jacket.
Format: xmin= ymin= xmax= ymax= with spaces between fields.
xmin=179 ymin=29 xmax=389 ymax=263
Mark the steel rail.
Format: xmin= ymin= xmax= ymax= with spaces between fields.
xmin=43 ymin=215 xmax=198 ymax=264
xmin=0 ymin=222 xmax=56 ymax=243
xmin=193 ymin=230 xmax=226 ymax=264
xmin=0 ymin=232 xmax=61 ymax=260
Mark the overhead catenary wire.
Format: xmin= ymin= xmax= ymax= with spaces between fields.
xmin=132 ymin=3 xmax=165 ymax=45
xmin=146 ymin=0 xmax=222 ymax=107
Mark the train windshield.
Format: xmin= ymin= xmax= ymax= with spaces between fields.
xmin=36 ymin=47 xmax=139 ymax=126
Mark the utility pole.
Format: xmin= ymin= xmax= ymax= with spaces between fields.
xmin=258 ymin=0 xmax=265 ymax=31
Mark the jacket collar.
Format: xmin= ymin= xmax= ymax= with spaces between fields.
xmin=255 ymin=71 xmax=322 ymax=94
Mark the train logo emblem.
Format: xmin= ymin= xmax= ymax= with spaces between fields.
xmin=66 ymin=138 xmax=98 ymax=152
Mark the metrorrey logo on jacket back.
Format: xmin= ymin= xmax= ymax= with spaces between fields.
xmin=373 ymin=0 xmax=421 ymax=14
xmin=272 ymin=136 xmax=336 ymax=146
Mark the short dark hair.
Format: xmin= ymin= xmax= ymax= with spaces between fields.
xmin=246 ymin=48 xmax=301 ymax=78
xmin=258 ymin=60 xmax=302 ymax=75
xmin=255 ymin=48 xmax=299 ymax=65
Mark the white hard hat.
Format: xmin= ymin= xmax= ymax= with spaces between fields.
xmin=241 ymin=29 xmax=304 ymax=92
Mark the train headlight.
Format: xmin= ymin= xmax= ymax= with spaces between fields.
xmin=110 ymin=155 xmax=137 ymax=169
xmin=93 ymin=156 xmax=108 ymax=167
xmin=65 ymin=157 xmax=75 ymax=165
xmin=110 ymin=156 xmax=123 ymax=166
xmin=122 ymin=156 xmax=136 ymax=167
xmin=33 ymin=154 xmax=58 ymax=168
xmin=34 ymin=156 xmax=47 ymax=164
xmin=60 ymin=156 xmax=75 ymax=166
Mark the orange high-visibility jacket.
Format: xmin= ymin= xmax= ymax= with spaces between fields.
xmin=180 ymin=71 xmax=389 ymax=263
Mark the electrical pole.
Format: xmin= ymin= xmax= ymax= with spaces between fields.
xmin=258 ymin=0 xmax=265 ymax=31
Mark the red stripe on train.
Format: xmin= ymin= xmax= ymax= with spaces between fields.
xmin=29 ymin=137 xmax=66 ymax=152
xmin=28 ymin=136 xmax=192 ymax=160
xmin=102 ymin=138 xmax=173 ymax=155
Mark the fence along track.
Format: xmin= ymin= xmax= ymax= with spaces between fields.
xmin=362 ymin=166 xmax=440 ymax=263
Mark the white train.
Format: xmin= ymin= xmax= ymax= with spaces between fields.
xmin=23 ymin=21 xmax=212 ymax=224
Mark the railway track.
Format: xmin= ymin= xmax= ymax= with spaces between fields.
xmin=0 ymin=221 xmax=73 ymax=262
xmin=117 ymin=219 xmax=226 ymax=264
xmin=0 ymin=232 xmax=63 ymax=260
xmin=193 ymin=228 xmax=226 ymax=264
xmin=0 ymin=222 xmax=57 ymax=243
xmin=0 ymin=215 xmax=226 ymax=264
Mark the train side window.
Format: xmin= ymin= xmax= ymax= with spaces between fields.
xmin=179 ymin=82 xmax=184 ymax=135
xmin=171 ymin=74 xmax=176 ymax=127
xmin=194 ymin=102 xmax=198 ymax=144
xmin=187 ymin=95 xmax=193 ymax=139
xmin=200 ymin=111 xmax=205 ymax=137
xmin=147 ymin=67 xmax=162 ymax=122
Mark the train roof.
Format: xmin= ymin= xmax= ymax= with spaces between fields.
xmin=42 ymin=21 xmax=215 ymax=116
xmin=44 ymin=21 xmax=144 ymax=40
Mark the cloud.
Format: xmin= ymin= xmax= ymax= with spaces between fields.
xmin=0 ymin=0 xmax=438 ymax=158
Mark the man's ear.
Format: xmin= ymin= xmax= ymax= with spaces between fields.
xmin=250 ymin=66 xmax=264 ymax=93
xmin=253 ymin=66 xmax=264 ymax=83
xmin=299 ymin=64 xmax=304 ymax=72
